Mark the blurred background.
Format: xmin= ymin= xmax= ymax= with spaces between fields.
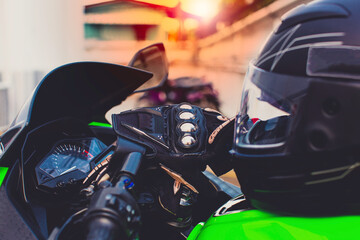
xmin=0 ymin=0 xmax=311 ymax=184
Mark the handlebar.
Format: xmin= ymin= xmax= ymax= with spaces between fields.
xmin=86 ymin=217 xmax=122 ymax=240
xmin=84 ymin=151 xmax=143 ymax=240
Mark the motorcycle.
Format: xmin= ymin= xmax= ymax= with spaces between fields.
xmin=136 ymin=76 xmax=221 ymax=111
xmin=0 ymin=43 xmax=241 ymax=240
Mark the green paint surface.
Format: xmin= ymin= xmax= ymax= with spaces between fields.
xmin=188 ymin=209 xmax=360 ymax=240
xmin=88 ymin=122 xmax=112 ymax=128
xmin=0 ymin=167 xmax=8 ymax=188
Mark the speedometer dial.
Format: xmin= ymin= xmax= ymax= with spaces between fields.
xmin=38 ymin=138 xmax=106 ymax=179
xmin=41 ymin=143 xmax=92 ymax=178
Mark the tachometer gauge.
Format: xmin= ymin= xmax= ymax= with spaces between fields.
xmin=36 ymin=138 xmax=108 ymax=189
xmin=40 ymin=143 xmax=94 ymax=178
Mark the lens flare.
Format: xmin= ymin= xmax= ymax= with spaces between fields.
xmin=181 ymin=0 xmax=220 ymax=19
xmin=134 ymin=0 xmax=220 ymax=20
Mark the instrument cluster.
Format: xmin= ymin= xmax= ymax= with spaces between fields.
xmin=35 ymin=137 xmax=112 ymax=192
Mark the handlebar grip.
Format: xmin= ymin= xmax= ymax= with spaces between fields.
xmin=86 ymin=217 xmax=123 ymax=240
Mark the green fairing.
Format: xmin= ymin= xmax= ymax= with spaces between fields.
xmin=188 ymin=209 xmax=360 ymax=240
xmin=0 ymin=167 xmax=8 ymax=188
xmin=88 ymin=122 xmax=112 ymax=128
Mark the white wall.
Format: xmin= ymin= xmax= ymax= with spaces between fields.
xmin=0 ymin=0 xmax=84 ymax=128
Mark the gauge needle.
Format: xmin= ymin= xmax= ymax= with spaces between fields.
xmin=61 ymin=166 xmax=76 ymax=175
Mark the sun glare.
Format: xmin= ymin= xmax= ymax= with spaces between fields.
xmin=181 ymin=0 xmax=220 ymax=19
xmin=135 ymin=0 xmax=220 ymax=20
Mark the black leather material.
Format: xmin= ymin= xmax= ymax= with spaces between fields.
xmin=112 ymin=104 xmax=210 ymax=172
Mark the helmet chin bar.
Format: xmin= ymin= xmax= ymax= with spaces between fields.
xmin=233 ymin=149 xmax=360 ymax=215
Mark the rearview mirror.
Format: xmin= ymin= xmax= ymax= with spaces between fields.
xmin=129 ymin=43 xmax=168 ymax=93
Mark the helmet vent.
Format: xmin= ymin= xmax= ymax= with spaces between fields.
xmin=309 ymin=130 xmax=328 ymax=150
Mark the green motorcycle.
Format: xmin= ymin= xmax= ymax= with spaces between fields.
xmin=188 ymin=195 xmax=360 ymax=240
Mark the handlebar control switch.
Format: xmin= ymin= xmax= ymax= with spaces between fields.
xmin=84 ymin=176 xmax=141 ymax=240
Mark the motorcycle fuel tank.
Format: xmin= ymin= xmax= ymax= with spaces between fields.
xmin=188 ymin=196 xmax=360 ymax=240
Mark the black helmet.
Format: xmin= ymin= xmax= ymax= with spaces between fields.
xmin=232 ymin=0 xmax=360 ymax=215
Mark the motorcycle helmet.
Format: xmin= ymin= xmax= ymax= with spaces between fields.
xmin=232 ymin=0 xmax=360 ymax=215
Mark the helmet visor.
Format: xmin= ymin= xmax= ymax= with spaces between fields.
xmin=235 ymin=63 xmax=310 ymax=149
